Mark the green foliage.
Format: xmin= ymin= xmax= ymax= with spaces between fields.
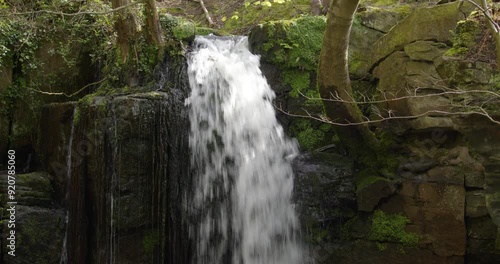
xmin=290 ymin=119 xmax=333 ymax=150
xmin=283 ymin=70 xmax=310 ymax=98
xmin=261 ymin=16 xmax=326 ymax=71
xmin=161 ymin=14 xmax=195 ymax=41
xmin=445 ymin=19 xmax=481 ymax=57
xmin=143 ymin=230 xmax=160 ymax=255
xmin=369 ymin=210 xmax=419 ymax=248
xmin=221 ymin=0 xmax=310 ymax=35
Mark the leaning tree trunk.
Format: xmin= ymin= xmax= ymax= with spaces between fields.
xmin=318 ymin=0 xmax=378 ymax=157
xmin=144 ymin=0 xmax=165 ymax=48
xmin=480 ymin=0 xmax=500 ymax=69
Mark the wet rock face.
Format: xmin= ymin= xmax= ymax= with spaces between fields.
xmin=63 ymin=90 xmax=191 ymax=264
xmin=293 ymin=152 xmax=356 ymax=224
xmin=0 ymin=172 xmax=65 ymax=264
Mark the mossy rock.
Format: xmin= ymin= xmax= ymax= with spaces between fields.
xmin=369 ymin=1 xmax=474 ymax=69
xmin=289 ymin=119 xmax=334 ymax=150
xmin=0 ymin=172 xmax=53 ymax=207
xmin=369 ymin=210 xmax=419 ymax=247
xmin=161 ymin=14 xmax=196 ymax=41
xmin=444 ymin=19 xmax=481 ymax=57
xmin=358 ymin=5 xmax=411 ymax=33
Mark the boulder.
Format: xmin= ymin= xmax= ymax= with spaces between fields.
xmin=370 ymin=1 xmax=472 ymax=68
xmin=404 ymin=41 xmax=449 ymax=62
xmin=357 ymin=177 xmax=396 ymax=212
xmin=466 ymin=191 xmax=489 ymax=218
xmin=359 ymin=6 xmax=411 ymax=33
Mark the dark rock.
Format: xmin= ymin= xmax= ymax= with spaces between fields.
xmin=2 ymin=206 xmax=66 ymax=264
xmin=357 ymin=178 xmax=396 ymax=212
xmin=466 ymin=191 xmax=489 ymax=218
xmin=0 ymin=172 xmax=53 ymax=207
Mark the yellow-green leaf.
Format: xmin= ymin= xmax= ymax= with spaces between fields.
xmin=231 ymin=15 xmax=239 ymax=20
xmin=262 ymin=1 xmax=272 ymax=7
xmin=245 ymin=2 xmax=250 ymax=8
xmin=221 ymin=16 xmax=227 ymax=22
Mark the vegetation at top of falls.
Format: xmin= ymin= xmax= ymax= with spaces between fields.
xmin=369 ymin=210 xmax=420 ymax=248
xmin=160 ymin=14 xmax=217 ymax=42
xmin=258 ymin=15 xmax=326 ymax=72
xmin=218 ymin=0 xmax=311 ymax=35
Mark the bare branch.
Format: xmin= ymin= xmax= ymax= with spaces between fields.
xmin=198 ymin=0 xmax=215 ymax=27
xmin=299 ymin=89 xmax=500 ymax=105
xmin=275 ymin=103 xmax=500 ymax=126
xmin=28 ymin=78 xmax=108 ymax=98
xmin=464 ymin=0 xmax=500 ymax=33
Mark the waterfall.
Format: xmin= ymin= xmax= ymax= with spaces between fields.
xmin=186 ymin=36 xmax=304 ymax=264
xmin=60 ymin=107 xmax=76 ymax=264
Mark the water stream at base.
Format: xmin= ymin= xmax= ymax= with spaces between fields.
xmin=186 ymin=36 xmax=304 ymax=264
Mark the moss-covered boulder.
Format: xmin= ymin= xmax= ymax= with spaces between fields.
xmin=358 ymin=5 xmax=411 ymax=33
xmin=404 ymin=41 xmax=449 ymax=61
xmin=160 ymin=14 xmax=217 ymax=43
xmin=369 ymin=1 xmax=474 ymax=68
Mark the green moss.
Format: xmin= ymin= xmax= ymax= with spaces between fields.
xmin=445 ymin=19 xmax=481 ymax=57
xmin=283 ymin=70 xmax=310 ymax=98
xmin=362 ymin=0 xmax=400 ymax=6
xmin=143 ymin=230 xmax=160 ymax=255
xmin=260 ymin=16 xmax=326 ymax=71
xmin=220 ymin=0 xmax=311 ymax=35
xmin=160 ymin=14 xmax=195 ymax=41
xmin=369 ymin=210 xmax=419 ymax=248
xmin=17 ymin=172 xmax=52 ymax=194
xmin=73 ymin=107 xmax=80 ymax=125
xmin=195 ymin=27 xmax=216 ymax=36
xmin=290 ymin=119 xmax=331 ymax=150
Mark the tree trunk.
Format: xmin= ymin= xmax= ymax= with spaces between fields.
xmin=318 ymin=0 xmax=378 ymax=157
xmin=111 ymin=0 xmax=138 ymax=63
xmin=144 ymin=0 xmax=165 ymax=48
xmin=480 ymin=0 xmax=500 ymax=69
xmin=311 ymin=0 xmax=322 ymax=15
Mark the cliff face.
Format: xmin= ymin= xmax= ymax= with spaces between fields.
xmin=250 ymin=1 xmax=500 ymax=263
xmin=1 ymin=55 xmax=192 ymax=263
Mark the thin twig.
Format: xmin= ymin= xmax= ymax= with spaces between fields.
xmin=199 ymin=0 xmax=215 ymax=26
xmin=29 ymin=78 xmax=107 ymax=98
xmin=275 ymin=104 xmax=500 ymax=126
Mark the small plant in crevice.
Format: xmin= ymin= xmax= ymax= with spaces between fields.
xmin=368 ymin=210 xmax=419 ymax=249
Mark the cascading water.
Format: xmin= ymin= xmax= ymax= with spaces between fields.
xmin=60 ymin=108 xmax=76 ymax=264
xmin=186 ymin=36 xmax=304 ymax=264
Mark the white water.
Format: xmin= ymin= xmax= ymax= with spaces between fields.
xmin=186 ymin=36 xmax=304 ymax=264
xmin=60 ymin=108 xmax=76 ymax=264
